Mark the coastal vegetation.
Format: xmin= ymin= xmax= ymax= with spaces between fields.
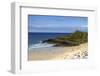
xmin=42 ymin=31 xmax=88 ymax=46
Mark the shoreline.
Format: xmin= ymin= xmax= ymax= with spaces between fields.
xmin=29 ymin=42 xmax=55 ymax=49
xmin=28 ymin=43 xmax=88 ymax=61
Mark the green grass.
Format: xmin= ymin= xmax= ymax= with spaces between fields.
xmin=43 ymin=31 xmax=88 ymax=46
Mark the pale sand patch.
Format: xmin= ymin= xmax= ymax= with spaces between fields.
xmin=28 ymin=43 xmax=88 ymax=61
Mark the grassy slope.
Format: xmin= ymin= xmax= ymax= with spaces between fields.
xmin=43 ymin=31 xmax=88 ymax=46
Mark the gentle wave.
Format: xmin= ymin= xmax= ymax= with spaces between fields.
xmin=29 ymin=42 xmax=55 ymax=49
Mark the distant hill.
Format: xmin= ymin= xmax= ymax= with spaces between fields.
xmin=43 ymin=31 xmax=88 ymax=46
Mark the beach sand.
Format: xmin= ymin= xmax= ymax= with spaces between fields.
xmin=28 ymin=43 xmax=88 ymax=61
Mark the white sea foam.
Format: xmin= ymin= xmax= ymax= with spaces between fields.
xmin=29 ymin=42 xmax=55 ymax=49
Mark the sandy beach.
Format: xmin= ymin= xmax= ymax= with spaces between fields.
xmin=28 ymin=43 xmax=88 ymax=61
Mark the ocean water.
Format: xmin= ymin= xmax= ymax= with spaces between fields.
xmin=28 ymin=32 xmax=71 ymax=49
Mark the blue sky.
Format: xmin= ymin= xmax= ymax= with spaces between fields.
xmin=28 ymin=15 xmax=88 ymax=33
